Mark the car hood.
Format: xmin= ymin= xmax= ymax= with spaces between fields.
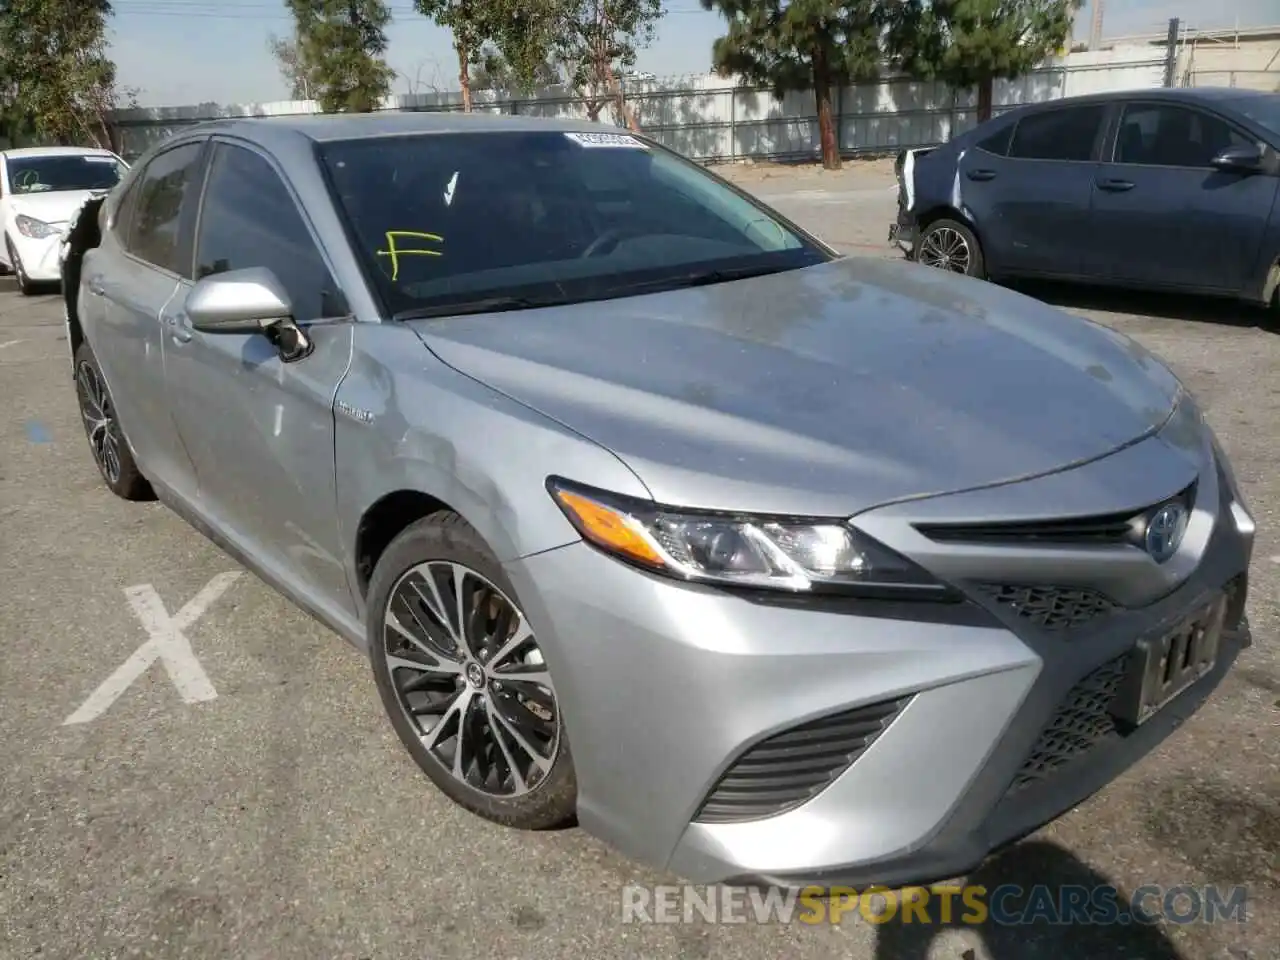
xmin=7 ymin=190 xmax=101 ymax=228
xmin=408 ymin=257 xmax=1183 ymax=517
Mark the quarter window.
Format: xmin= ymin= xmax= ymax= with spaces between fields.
xmin=194 ymin=143 xmax=343 ymax=323
xmin=127 ymin=142 xmax=206 ymax=275
xmin=1114 ymin=104 xmax=1251 ymax=167
xmin=1008 ymin=105 xmax=1106 ymax=162
xmin=976 ymin=124 xmax=1014 ymax=157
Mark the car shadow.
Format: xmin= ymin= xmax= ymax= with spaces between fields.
xmin=1004 ymin=279 xmax=1273 ymax=331
xmin=874 ymin=840 xmax=1184 ymax=960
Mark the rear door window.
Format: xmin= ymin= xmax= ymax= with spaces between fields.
xmin=1008 ymin=105 xmax=1107 ymax=162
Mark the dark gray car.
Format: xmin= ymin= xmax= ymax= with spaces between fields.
xmin=61 ymin=112 xmax=1257 ymax=889
xmin=891 ymin=88 xmax=1280 ymax=318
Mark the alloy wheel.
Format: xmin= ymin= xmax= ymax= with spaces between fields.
xmin=381 ymin=560 xmax=559 ymax=798
xmin=918 ymin=227 xmax=972 ymax=273
xmin=76 ymin=360 xmax=122 ymax=485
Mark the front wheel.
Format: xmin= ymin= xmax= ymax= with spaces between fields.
xmin=367 ymin=511 xmax=577 ymax=830
xmin=6 ymin=236 xmax=35 ymax=295
xmin=73 ymin=342 xmax=154 ymax=501
xmin=917 ymin=218 xmax=986 ymax=279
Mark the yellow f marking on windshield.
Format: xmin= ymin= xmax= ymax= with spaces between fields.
xmin=376 ymin=230 xmax=443 ymax=281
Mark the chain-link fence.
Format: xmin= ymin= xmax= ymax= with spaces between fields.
xmin=1185 ymin=69 xmax=1280 ymax=92
xmin=110 ymin=51 xmax=1169 ymax=163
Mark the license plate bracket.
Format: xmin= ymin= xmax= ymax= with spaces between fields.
xmin=1110 ymin=594 xmax=1226 ymax=727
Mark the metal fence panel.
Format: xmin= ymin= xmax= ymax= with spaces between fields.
xmin=109 ymin=50 xmax=1179 ymax=163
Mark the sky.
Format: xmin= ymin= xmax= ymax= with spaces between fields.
xmin=109 ymin=0 xmax=1280 ymax=108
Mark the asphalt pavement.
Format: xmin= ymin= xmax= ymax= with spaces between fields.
xmin=1 ymin=165 xmax=1278 ymax=960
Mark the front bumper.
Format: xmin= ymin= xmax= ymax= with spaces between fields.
xmin=8 ymin=230 xmax=64 ymax=282
xmin=503 ymin=430 xmax=1255 ymax=887
xmin=889 ymin=212 xmax=917 ymax=257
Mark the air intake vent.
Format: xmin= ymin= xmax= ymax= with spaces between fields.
xmin=1006 ymin=655 xmax=1128 ymax=794
xmin=693 ymin=696 xmax=910 ymax=824
xmin=974 ymin=583 xmax=1119 ymax=631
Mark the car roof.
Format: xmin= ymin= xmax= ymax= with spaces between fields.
xmin=1016 ymin=86 xmax=1278 ymax=112
xmin=1 ymin=145 xmax=117 ymax=159
xmin=169 ymin=110 xmax=636 ymax=153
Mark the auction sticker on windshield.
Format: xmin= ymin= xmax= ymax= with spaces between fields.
xmin=564 ymin=132 xmax=647 ymax=149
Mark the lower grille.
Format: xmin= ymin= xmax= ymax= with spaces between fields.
xmin=694 ymin=696 xmax=910 ymax=824
xmin=974 ymin=583 xmax=1119 ymax=631
xmin=1007 ymin=655 xmax=1128 ymax=793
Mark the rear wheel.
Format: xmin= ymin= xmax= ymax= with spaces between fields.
xmin=917 ymin=218 xmax=985 ymax=279
xmin=73 ymin=341 xmax=154 ymax=501
xmin=367 ymin=512 xmax=577 ymax=830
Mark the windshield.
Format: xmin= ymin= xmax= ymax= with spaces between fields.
xmin=1225 ymin=95 xmax=1280 ymax=141
xmin=318 ymin=130 xmax=831 ymax=317
xmin=6 ymin=154 xmax=125 ymax=195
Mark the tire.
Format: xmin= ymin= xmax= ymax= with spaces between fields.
xmin=6 ymin=236 xmax=35 ymax=295
xmin=916 ymin=218 xmax=986 ymax=279
xmin=73 ymin=341 xmax=155 ymax=501
xmin=367 ymin=511 xmax=577 ymax=830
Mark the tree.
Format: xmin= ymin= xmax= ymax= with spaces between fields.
xmin=414 ymin=0 xmax=565 ymax=110
xmin=884 ymin=0 xmax=1082 ymax=123
xmin=0 ymin=0 xmax=123 ymax=149
xmin=700 ymin=0 xmax=884 ymax=170
xmin=286 ymin=0 xmax=395 ymax=112
xmin=471 ymin=45 xmax=561 ymax=93
xmin=268 ymin=30 xmax=322 ymax=100
xmin=412 ymin=0 xmax=490 ymax=112
xmin=552 ymin=0 xmax=660 ymax=129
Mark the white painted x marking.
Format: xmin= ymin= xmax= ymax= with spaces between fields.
xmin=62 ymin=572 xmax=242 ymax=726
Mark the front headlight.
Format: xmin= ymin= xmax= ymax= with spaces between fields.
xmin=15 ymin=214 xmax=58 ymax=240
xmin=547 ymin=478 xmax=949 ymax=598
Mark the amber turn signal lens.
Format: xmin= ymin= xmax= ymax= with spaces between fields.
xmin=553 ymin=490 xmax=665 ymax=567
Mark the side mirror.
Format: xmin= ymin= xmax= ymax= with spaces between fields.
xmin=1209 ymin=143 xmax=1264 ymax=173
xmin=187 ymin=266 xmax=293 ymax=334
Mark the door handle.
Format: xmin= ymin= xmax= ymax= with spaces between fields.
xmin=85 ymin=275 xmax=105 ymax=296
xmin=164 ymin=311 xmax=193 ymax=343
xmin=966 ymin=169 xmax=997 ymax=181
xmin=1096 ymin=178 xmax=1135 ymax=192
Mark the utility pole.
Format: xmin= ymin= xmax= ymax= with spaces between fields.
xmin=1088 ymin=0 xmax=1105 ymax=51
xmin=1163 ymin=18 xmax=1181 ymax=87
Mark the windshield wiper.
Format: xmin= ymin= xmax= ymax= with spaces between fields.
xmin=392 ymin=294 xmax=564 ymax=321
xmin=604 ymin=263 xmax=791 ymax=297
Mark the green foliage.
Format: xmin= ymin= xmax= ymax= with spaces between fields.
xmin=471 ymin=44 xmax=562 ymax=93
xmin=701 ymin=0 xmax=884 ymax=168
xmin=0 ymin=0 xmax=120 ymax=147
xmin=287 ymin=0 xmax=395 ymax=112
xmin=414 ymin=0 xmax=579 ymax=105
xmin=552 ymin=0 xmax=661 ymax=99
xmin=700 ymin=0 xmax=884 ymax=97
xmin=885 ymin=0 xmax=1082 ymax=92
xmin=268 ymin=31 xmax=324 ymax=101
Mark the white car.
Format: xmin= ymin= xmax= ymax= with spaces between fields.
xmin=1 ymin=146 xmax=127 ymax=294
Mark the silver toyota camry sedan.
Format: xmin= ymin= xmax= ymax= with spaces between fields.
xmin=61 ymin=112 xmax=1256 ymax=889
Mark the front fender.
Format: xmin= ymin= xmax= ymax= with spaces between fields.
xmin=333 ymin=321 xmax=653 ymax=623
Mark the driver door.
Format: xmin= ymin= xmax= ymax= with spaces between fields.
xmin=161 ymin=138 xmax=357 ymax=615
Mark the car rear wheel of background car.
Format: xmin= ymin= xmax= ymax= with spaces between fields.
xmin=73 ymin=342 xmax=155 ymax=501
xmin=917 ymin=218 xmax=985 ymax=279
xmin=5 ymin=237 xmax=35 ymax=296
xmin=367 ymin=512 xmax=577 ymax=830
